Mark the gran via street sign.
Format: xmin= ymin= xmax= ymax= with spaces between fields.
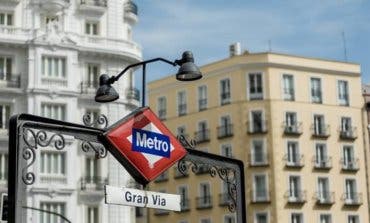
xmin=105 ymin=186 xmax=181 ymax=211
xmin=101 ymin=107 xmax=188 ymax=185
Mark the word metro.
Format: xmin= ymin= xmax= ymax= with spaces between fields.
xmin=132 ymin=128 xmax=170 ymax=158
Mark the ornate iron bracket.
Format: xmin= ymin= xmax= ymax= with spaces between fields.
xmin=81 ymin=113 xmax=108 ymax=158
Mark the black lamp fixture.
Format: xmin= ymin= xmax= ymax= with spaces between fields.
xmin=95 ymin=51 xmax=202 ymax=105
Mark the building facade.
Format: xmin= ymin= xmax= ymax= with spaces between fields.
xmin=0 ymin=0 xmax=141 ymax=222
xmin=147 ymin=47 xmax=369 ymax=223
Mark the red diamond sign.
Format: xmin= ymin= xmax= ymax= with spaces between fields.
xmin=101 ymin=107 xmax=187 ymax=184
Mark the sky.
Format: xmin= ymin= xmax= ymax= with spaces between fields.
xmin=133 ymin=0 xmax=370 ymax=85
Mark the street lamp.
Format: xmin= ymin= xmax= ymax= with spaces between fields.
xmin=95 ymin=51 xmax=202 ymax=106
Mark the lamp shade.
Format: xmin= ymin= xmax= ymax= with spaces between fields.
xmin=176 ymin=51 xmax=202 ymax=81
xmin=95 ymin=74 xmax=119 ymax=103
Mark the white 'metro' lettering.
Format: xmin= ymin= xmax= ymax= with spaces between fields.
xmin=136 ymin=131 xmax=169 ymax=152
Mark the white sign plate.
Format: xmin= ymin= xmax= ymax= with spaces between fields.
xmin=105 ymin=185 xmax=181 ymax=211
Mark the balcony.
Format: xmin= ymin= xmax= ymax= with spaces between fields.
xmin=285 ymin=190 xmax=307 ymax=204
xmin=311 ymin=124 xmax=330 ymax=138
xmin=178 ymin=104 xmax=187 ymax=116
xmin=315 ymin=192 xmax=335 ymax=205
xmin=40 ymin=175 xmax=67 ymax=184
xmin=80 ymin=81 xmax=98 ymax=94
xmin=180 ymin=198 xmax=190 ymax=212
xmin=198 ymin=98 xmax=207 ymax=111
xmin=220 ymin=92 xmax=231 ymax=105
xmin=342 ymin=193 xmax=363 ymax=206
xmin=154 ymin=171 xmax=168 ymax=183
xmin=247 ymin=121 xmax=268 ymax=134
xmin=217 ymin=124 xmax=233 ymax=139
xmin=283 ymin=88 xmax=295 ymax=101
xmin=126 ymin=87 xmax=140 ymax=101
xmin=284 ymin=154 xmax=304 ymax=168
xmin=124 ymin=1 xmax=138 ymax=23
xmin=80 ymin=176 xmax=107 ymax=191
xmin=248 ymin=154 xmax=269 ymax=167
xmin=194 ymin=129 xmax=210 ymax=143
xmin=157 ymin=109 xmax=166 ymax=121
xmin=0 ymin=73 xmax=21 ymax=88
xmin=219 ymin=193 xmax=234 ymax=206
xmin=174 ymin=166 xmax=189 ymax=179
xmin=341 ymin=159 xmax=359 ymax=172
xmin=339 ymin=128 xmax=357 ymax=140
xmin=311 ymin=90 xmax=322 ymax=103
xmin=312 ymin=157 xmax=332 ymax=170
xmin=196 ymin=196 xmax=212 ymax=209
xmin=79 ymin=0 xmax=107 ymax=14
xmin=283 ymin=122 xmax=302 ymax=136
xmin=250 ymin=190 xmax=270 ymax=203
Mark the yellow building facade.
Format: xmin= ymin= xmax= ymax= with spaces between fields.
xmin=146 ymin=52 xmax=369 ymax=223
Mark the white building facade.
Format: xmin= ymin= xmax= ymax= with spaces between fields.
xmin=0 ymin=0 xmax=141 ymax=222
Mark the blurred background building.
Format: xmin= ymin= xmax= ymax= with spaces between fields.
xmin=0 ymin=0 xmax=141 ymax=222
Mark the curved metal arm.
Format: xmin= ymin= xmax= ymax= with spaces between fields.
xmin=111 ymin=57 xmax=177 ymax=83
xmin=23 ymin=206 xmax=72 ymax=223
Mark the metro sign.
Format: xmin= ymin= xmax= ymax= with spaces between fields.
xmin=101 ymin=107 xmax=187 ymax=185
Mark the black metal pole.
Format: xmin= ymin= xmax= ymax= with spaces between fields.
xmin=8 ymin=115 xmax=18 ymax=223
xmin=142 ymin=64 xmax=146 ymax=107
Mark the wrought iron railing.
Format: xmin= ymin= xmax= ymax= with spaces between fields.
xmin=178 ymin=104 xmax=187 ymax=116
xmin=247 ymin=121 xmax=268 ymax=134
xmin=315 ymin=191 xmax=335 ymax=205
xmin=312 ymin=156 xmax=332 ymax=169
xmin=311 ymin=124 xmax=330 ymax=138
xmin=285 ymin=190 xmax=307 ymax=203
xmin=283 ymin=122 xmax=302 ymax=135
xmin=284 ymin=154 xmax=304 ymax=168
xmin=339 ymin=127 xmax=357 ymax=140
xmin=198 ymin=98 xmax=207 ymax=111
xmin=80 ymin=176 xmax=107 ymax=191
xmin=194 ymin=129 xmax=210 ymax=143
xmin=217 ymin=124 xmax=233 ymax=138
xmin=248 ymin=154 xmax=269 ymax=167
xmin=342 ymin=192 xmax=363 ymax=206
xmin=0 ymin=73 xmax=21 ymax=88
xmin=340 ymin=158 xmax=359 ymax=171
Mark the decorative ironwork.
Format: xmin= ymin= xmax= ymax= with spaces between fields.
xmin=81 ymin=141 xmax=107 ymax=158
xmin=21 ymin=128 xmax=66 ymax=185
xmin=82 ymin=113 xmax=108 ymax=129
xmin=177 ymin=135 xmax=237 ymax=212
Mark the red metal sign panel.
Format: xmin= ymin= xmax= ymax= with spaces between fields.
xmin=104 ymin=107 xmax=187 ymax=183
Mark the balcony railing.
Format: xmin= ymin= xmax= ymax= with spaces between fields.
xmin=315 ymin=191 xmax=335 ymax=205
xmin=247 ymin=121 xmax=268 ymax=134
xmin=284 ymin=154 xmax=304 ymax=168
xmin=180 ymin=198 xmax=190 ymax=211
xmin=340 ymin=158 xmax=359 ymax=171
xmin=285 ymin=190 xmax=307 ymax=204
xmin=283 ymin=88 xmax=295 ymax=101
xmin=311 ymin=90 xmax=322 ymax=103
xmin=40 ymin=175 xmax=67 ymax=184
xmin=339 ymin=128 xmax=357 ymax=140
xmin=80 ymin=176 xmax=107 ymax=191
xmin=198 ymin=98 xmax=207 ymax=111
xmin=312 ymin=156 xmax=332 ymax=170
xmin=158 ymin=109 xmax=166 ymax=120
xmin=217 ymin=124 xmax=233 ymax=139
xmin=221 ymin=92 xmax=231 ymax=105
xmin=174 ymin=166 xmax=189 ymax=179
xmin=126 ymin=87 xmax=140 ymax=101
xmin=342 ymin=193 xmax=363 ymax=206
xmin=196 ymin=196 xmax=212 ymax=209
xmin=80 ymin=0 xmax=107 ymax=7
xmin=250 ymin=190 xmax=270 ymax=203
xmin=0 ymin=73 xmax=21 ymax=88
xmin=80 ymin=81 xmax=98 ymax=94
xmin=154 ymin=171 xmax=168 ymax=183
xmin=178 ymin=104 xmax=187 ymax=116
xmin=311 ymin=124 xmax=330 ymax=138
xmin=219 ymin=193 xmax=234 ymax=206
xmin=248 ymin=154 xmax=269 ymax=167
xmin=124 ymin=1 xmax=138 ymax=15
xmin=283 ymin=122 xmax=302 ymax=135
xmin=194 ymin=129 xmax=210 ymax=143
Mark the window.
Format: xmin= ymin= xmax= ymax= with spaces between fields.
xmin=343 ymin=146 xmax=356 ymax=169
xmin=178 ymin=185 xmax=189 ymax=210
xmin=313 ymin=115 xmax=327 ymax=136
xmin=221 ymin=144 xmax=232 ymax=158
xmin=338 ymin=80 xmax=349 ymax=106
xmin=196 ymin=121 xmax=209 ymax=143
xmin=341 ymin=117 xmax=352 ymax=133
xmin=177 ymin=91 xmax=187 ymax=116
xmin=0 ymin=104 xmax=10 ymax=129
xmin=289 ymin=176 xmax=302 ymax=200
xmin=285 ymin=112 xmax=299 ymax=133
xmin=224 ymin=215 xmax=235 ymax=223
xmin=253 ymin=174 xmax=267 ymax=201
xmin=85 ymin=21 xmax=99 ymax=35
xmin=0 ymin=12 xmax=13 ymax=26
xmin=87 ymin=206 xmax=99 ymax=223
xmin=157 ymin=97 xmax=167 ymax=120
xmin=348 ymin=215 xmax=359 ymax=223
xmin=0 ymin=57 xmax=12 ymax=80
xmin=317 ymin=177 xmax=330 ymax=201
xmin=218 ymin=115 xmax=233 ymax=138
xmin=199 ymin=182 xmax=211 ymax=207
xmin=287 ymin=141 xmax=300 ymax=165
xmin=283 ymin=74 xmax=294 ymax=100
xmin=311 ymin=78 xmax=322 ymax=103
xmin=85 ymin=157 xmax=99 ymax=179
xmin=177 ymin=126 xmax=186 ymax=137
xmin=40 ymin=152 xmax=66 ymax=175
xmin=87 ymin=64 xmax=99 ymax=87
xmin=320 ymin=214 xmax=331 ymax=223
xmin=0 ymin=153 xmax=8 ymax=181
xmin=255 ymin=212 xmax=268 ymax=223
xmin=291 ymin=213 xmax=303 ymax=223
xmin=345 ymin=179 xmax=357 ymax=201
xmin=315 ymin=143 xmax=327 ymax=166
xmin=249 ymin=73 xmax=263 ymax=100
xmin=41 ymin=56 xmax=66 ymax=78
xmin=41 ymin=104 xmax=66 ymax=121
xmin=85 ymin=109 xmax=100 ymax=128
xmin=250 ymin=110 xmax=265 ymax=133
xmin=198 ymin=85 xmax=207 ymax=111
xmin=220 ymin=79 xmax=231 ymax=105
xmin=251 ymin=139 xmax=265 ymax=165
xmin=39 ymin=202 xmax=65 ymax=223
